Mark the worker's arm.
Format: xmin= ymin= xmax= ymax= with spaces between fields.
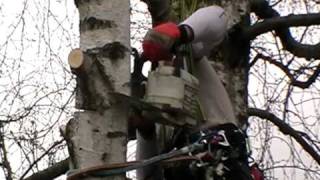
xmin=142 ymin=5 xmax=228 ymax=61
xmin=195 ymin=57 xmax=237 ymax=127
xmin=181 ymin=5 xmax=228 ymax=58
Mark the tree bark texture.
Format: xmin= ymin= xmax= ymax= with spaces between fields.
xmin=67 ymin=1 xmax=130 ymax=180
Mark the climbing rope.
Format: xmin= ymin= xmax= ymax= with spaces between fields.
xmin=67 ymin=156 xmax=200 ymax=180
xmin=67 ymin=126 xmax=253 ymax=180
xmin=67 ymin=143 xmax=204 ymax=180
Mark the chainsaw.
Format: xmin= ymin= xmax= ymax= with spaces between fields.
xmin=112 ymin=46 xmax=203 ymax=128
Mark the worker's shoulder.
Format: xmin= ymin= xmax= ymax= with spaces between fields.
xmin=196 ymin=5 xmax=225 ymax=14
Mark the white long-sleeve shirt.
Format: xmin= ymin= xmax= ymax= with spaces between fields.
xmin=182 ymin=6 xmax=237 ymax=126
xmin=181 ymin=5 xmax=228 ymax=58
xmin=137 ymin=7 xmax=236 ymax=180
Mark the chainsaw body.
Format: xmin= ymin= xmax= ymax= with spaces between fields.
xmin=144 ymin=61 xmax=200 ymax=126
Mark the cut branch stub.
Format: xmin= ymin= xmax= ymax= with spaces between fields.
xmin=68 ymin=48 xmax=85 ymax=73
xmin=68 ymin=48 xmax=94 ymax=74
xmin=67 ymin=49 xmax=106 ymax=110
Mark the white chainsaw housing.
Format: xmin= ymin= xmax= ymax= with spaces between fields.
xmin=145 ymin=62 xmax=200 ymax=124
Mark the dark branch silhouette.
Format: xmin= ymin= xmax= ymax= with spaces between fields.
xmin=254 ymin=53 xmax=320 ymax=89
xmin=243 ymin=13 xmax=320 ymax=41
xmin=20 ymin=139 xmax=65 ymax=180
xmin=248 ymin=108 xmax=320 ymax=165
xmin=24 ymin=158 xmax=69 ymax=180
xmin=249 ymin=0 xmax=320 ymax=59
xmin=141 ymin=0 xmax=172 ymax=25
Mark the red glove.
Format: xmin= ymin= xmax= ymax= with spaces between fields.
xmin=142 ymin=22 xmax=181 ymax=62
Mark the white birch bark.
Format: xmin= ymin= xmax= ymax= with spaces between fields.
xmin=66 ymin=1 xmax=130 ymax=180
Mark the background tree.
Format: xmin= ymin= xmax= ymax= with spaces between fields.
xmin=0 ymin=1 xmax=77 ymax=179
xmin=0 ymin=0 xmax=319 ymax=180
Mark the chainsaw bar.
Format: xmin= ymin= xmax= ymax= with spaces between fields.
xmin=110 ymin=92 xmax=197 ymax=128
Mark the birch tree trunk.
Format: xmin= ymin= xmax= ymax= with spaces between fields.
xmin=66 ymin=1 xmax=130 ymax=180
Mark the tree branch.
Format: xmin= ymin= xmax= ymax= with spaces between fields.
xmin=141 ymin=0 xmax=172 ymax=25
xmin=0 ymin=127 xmax=13 ymax=180
xmin=249 ymin=0 xmax=320 ymax=59
xmin=24 ymin=158 xmax=69 ymax=180
xmin=243 ymin=13 xmax=320 ymax=40
xmin=20 ymin=139 xmax=65 ymax=180
xmin=255 ymin=53 xmax=320 ymax=89
xmin=248 ymin=108 xmax=320 ymax=165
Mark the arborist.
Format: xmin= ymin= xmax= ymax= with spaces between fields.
xmin=143 ymin=5 xmax=236 ymax=128
xmin=136 ymin=5 xmax=252 ymax=180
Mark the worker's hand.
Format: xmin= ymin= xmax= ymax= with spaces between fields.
xmin=142 ymin=22 xmax=181 ymax=62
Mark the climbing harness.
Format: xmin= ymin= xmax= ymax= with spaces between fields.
xmin=165 ymin=123 xmax=254 ymax=180
xmin=108 ymin=45 xmax=258 ymax=179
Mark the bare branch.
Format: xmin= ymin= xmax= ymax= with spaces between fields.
xmin=141 ymin=0 xmax=172 ymax=25
xmin=256 ymin=53 xmax=320 ymax=89
xmin=243 ymin=13 xmax=320 ymax=40
xmin=248 ymin=108 xmax=320 ymax=165
xmin=20 ymin=139 xmax=65 ymax=180
xmin=24 ymin=158 xmax=69 ymax=180
xmin=0 ymin=127 xmax=13 ymax=180
xmin=249 ymin=0 xmax=320 ymax=59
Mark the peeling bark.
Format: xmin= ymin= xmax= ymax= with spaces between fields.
xmin=80 ymin=17 xmax=117 ymax=32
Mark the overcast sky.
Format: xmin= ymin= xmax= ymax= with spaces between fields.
xmin=0 ymin=0 xmax=319 ymax=180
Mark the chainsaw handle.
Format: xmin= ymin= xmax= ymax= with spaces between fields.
xmin=173 ymin=46 xmax=185 ymax=77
